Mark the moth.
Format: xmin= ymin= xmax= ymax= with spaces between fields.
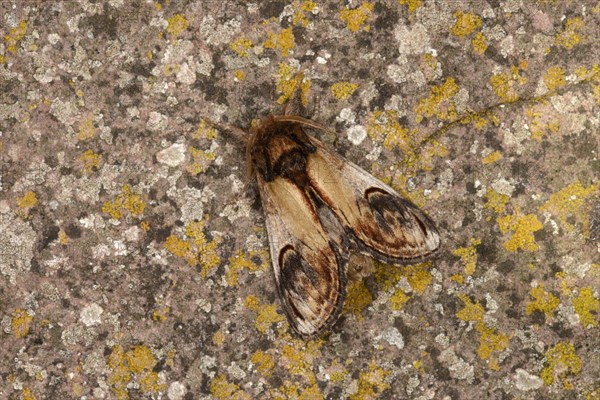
xmin=210 ymin=74 xmax=440 ymax=337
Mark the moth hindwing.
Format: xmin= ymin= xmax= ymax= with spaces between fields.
xmin=234 ymin=111 xmax=441 ymax=338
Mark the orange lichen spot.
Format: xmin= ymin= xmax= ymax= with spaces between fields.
xmin=102 ymin=185 xmax=146 ymax=220
xmin=4 ymin=19 xmax=27 ymax=54
xmin=482 ymin=151 xmax=502 ymax=165
xmin=244 ymin=295 xmax=285 ymax=334
xmin=415 ymin=78 xmax=460 ymax=123
xmin=456 ymin=295 xmax=510 ymax=362
xmin=390 ymin=289 xmax=410 ymax=310
xmin=17 ymin=190 xmax=38 ymax=218
xmin=210 ymin=374 xmax=251 ymax=400
xmin=450 ymin=11 xmax=482 ymax=39
xmin=79 ymin=149 xmax=102 ymax=173
xmin=226 ymin=250 xmax=263 ymax=286
xmin=485 ymin=188 xmax=510 ymax=214
xmin=22 ymin=387 xmax=36 ymax=400
xmin=166 ymin=14 xmax=189 ymax=38
xmin=572 ymin=287 xmax=599 ymax=328
xmin=263 ymin=27 xmax=296 ymax=57
xmin=453 ymin=238 xmax=481 ymax=276
xmin=544 ymin=66 xmax=566 ymax=92
xmin=489 ymin=66 xmax=527 ymax=103
xmin=12 ymin=308 xmax=33 ymax=338
xmin=344 ymin=280 xmax=373 ymax=315
xmin=541 ymin=342 xmax=582 ymax=388
xmin=251 ymin=350 xmax=276 ymax=377
xmin=230 ymin=35 xmax=253 ymax=58
xmin=77 ymin=115 xmax=95 ymax=141
xmin=497 ymin=211 xmax=543 ymax=252
xmin=472 ymin=32 xmax=488 ymax=55
xmin=526 ymin=102 xmax=560 ymax=141
xmin=276 ymin=64 xmax=311 ymax=106
xmin=339 ymin=2 xmax=374 ymax=33
xmin=349 ymin=361 xmax=391 ymax=400
xmin=331 ymin=82 xmax=358 ymax=100
xmin=398 ymin=0 xmax=422 ymax=13
xmin=540 ymin=180 xmax=598 ymax=236
xmin=187 ymin=147 xmax=216 ymax=175
xmin=152 ymin=306 xmax=169 ymax=322
xmin=526 ymin=284 xmax=560 ymax=319
xmin=555 ymin=17 xmax=584 ymax=49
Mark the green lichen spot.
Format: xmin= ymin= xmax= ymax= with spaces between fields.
xmin=167 ymin=14 xmax=189 ymax=38
xmin=497 ymin=212 xmax=543 ymax=252
xmin=339 ymin=2 xmax=374 ymax=33
xmin=453 ymin=238 xmax=481 ymax=276
xmin=572 ymin=287 xmax=599 ymax=328
xmin=526 ymin=284 xmax=560 ymax=319
xmin=541 ymin=342 xmax=582 ymax=388
xmin=450 ymin=11 xmax=482 ymax=38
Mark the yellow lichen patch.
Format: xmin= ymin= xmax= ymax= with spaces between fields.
xmin=226 ymin=250 xmax=263 ymax=286
xmin=344 ymin=280 xmax=373 ymax=315
xmin=152 ymin=306 xmax=169 ymax=322
xmin=279 ymin=340 xmax=323 ymax=386
xmin=331 ymin=82 xmax=358 ymax=100
xmin=472 ymin=32 xmax=488 ymax=55
xmin=230 ymin=35 xmax=253 ymax=58
xmin=212 ymin=330 xmax=226 ymax=346
xmin=540 ymin=342 xmax=582 ymax=388
xmin=450 ymin=274 xmax=464 ymax=284
xmin=166 ymin=14 xmax=189 ymax=38
xmin=210 ymin=374 xmax=251 ymax=400
xmin=339 ymin=2 xmax=374 ymax=33
xmin=450 ymin=11 xmax=482 ymax=39
xmin=102 ymin=185 xmax=146 ymax=220
xmin=164 ymin=235 xmax=195 ymax=265
xmin=572 ymin=287 xmax=599 ymax=328
xmin=404 ymin=262 xmax=433 ymax=294
xmin=398 ymin=0 xmax=422 ymax=13
xmin=349 ymin=361 xmax=391 ymax=400
xmin=453 ymin=238 xmax=481 ymax=276
xmin=544 ymin=66 xmax=566 ymax=92
xmin=58 ymin=229 xmax=70 ymax=245
xmin=245 ymin=295 xmax=285 ymax=334
xmin=390 ymin=289 xmax=410 ymax=311
xmin=251 ymin=350 xmax=276 ymax=377
xmin=497 ymin=211 xmax=543 ymax=252
xmin=373 ymin=260 xmax=405 ymax=291
xmin=164 ymin=219 xmax=221 ymax=275
xmin=108 ymin=345 xmax=166 ymax=400
xmin=456 ymin=295 xmax=510 ymax=363
xmin=12 ymin=308 xmax=33 ymax=338
xmin=415 ymin=78 xmax=460 ymax=123
xmin=276 ymin=64 xmax=311 ymax=106
xmin=540 ymin=180 xmax=599 ymax=236
xmin=234 ymin=70 xmax=246 ymax=81
xmin=555 ymin=17 xmax=584 ymax=49
xmin=420 ymin=53 xmax=439 ymax=81
xmin=4 ymin=19 xmax=27 ymax=54
xmin=525 ymin=102 xmax=560 ymax=141
xmin=526 ymin=284 xmax=560 ymax=319
xmin=22 ymin=387 xmax=36 ymax=400
xmin=489 ymin=66 xmax=527 ymax=103
xmin=327 ymin=359 xmax=349 ymax=382
xmin=482 ymin=151 xmax=502 ymax=164
xmin=79 ymin=149 xmax=102 ymax=173
xmin=77 ymin=115 xmax=95 ymax=141
xmin=292 ymin=1 xmax=317 ymax=27
xmin=263 ymin=27 xmax=296 ymax=57
xmin=187 ymin=147 xmax=216 ymax=175
xmin=17 ymin=190 xmax=38 ymax=218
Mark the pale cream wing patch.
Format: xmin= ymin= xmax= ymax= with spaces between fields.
xmin=257 ymin=175 xmax=346 ymax=336
xmin=306 ymin=142 xmax=440 ymax=263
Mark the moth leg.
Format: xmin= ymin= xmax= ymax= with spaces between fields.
xmin=202 ymin=117 xmax=248 ymax=142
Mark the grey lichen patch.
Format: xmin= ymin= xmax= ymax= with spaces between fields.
xmin=0 ymin=214 xmax=37 ymax=284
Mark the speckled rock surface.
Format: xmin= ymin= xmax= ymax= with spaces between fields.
xmin=1 ymin=1 xmax=599 ymax=399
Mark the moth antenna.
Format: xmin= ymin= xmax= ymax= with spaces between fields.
xmin=283 ymin=71 xmax=308 ymax=117
xmin=202 ymin=117 xmax=248 ymax=143
xmin=273 ymin=115 xmax=336 ymax=135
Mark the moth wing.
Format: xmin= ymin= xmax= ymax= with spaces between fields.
xmin=257 ymin=176 xmax=346 ymax=336
xmin=306 ymin=141 xmax=440 ymax=263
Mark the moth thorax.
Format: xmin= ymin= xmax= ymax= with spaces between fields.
xmin=276 ymin=150 xmax=310 ymax=187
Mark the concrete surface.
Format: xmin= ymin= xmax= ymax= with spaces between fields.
xmin=1 ymin=1 xmax=599 ymax=399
